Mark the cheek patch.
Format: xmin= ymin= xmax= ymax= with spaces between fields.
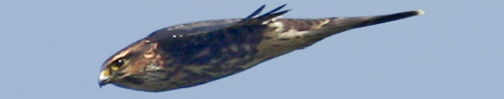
xmin=111 ymin=66 xmax=119 ymax=71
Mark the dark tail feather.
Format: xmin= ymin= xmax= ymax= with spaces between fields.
xmin=347 ymin=10 xmax=425 ymax=28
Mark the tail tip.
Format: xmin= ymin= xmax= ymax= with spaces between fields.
xmin=415 ymin=10 xmax=425 ymax=15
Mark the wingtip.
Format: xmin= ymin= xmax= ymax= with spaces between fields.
xmin=415 ymin=10 xmax=425 ymax=15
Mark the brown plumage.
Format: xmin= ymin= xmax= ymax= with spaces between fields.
xmin=98 ymin=4 xmax=424 ymax=92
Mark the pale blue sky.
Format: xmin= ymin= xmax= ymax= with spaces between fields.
xmin=1 ymin=0 xmax=502 ymax=99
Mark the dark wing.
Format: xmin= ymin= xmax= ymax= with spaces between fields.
xmin=142 ymin=4 xmax=290 ymax=65
xmin=144 ymin=19 xmax=241 ymax=41
xmin=144 ymin=4 xmax=289 ymax=41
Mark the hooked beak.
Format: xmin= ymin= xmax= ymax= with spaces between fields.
xmin=99 ymin=70 xmax=111 ymax=88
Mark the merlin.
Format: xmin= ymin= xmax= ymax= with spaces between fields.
xmin=98 ymin=4 xmax=424 ymax=92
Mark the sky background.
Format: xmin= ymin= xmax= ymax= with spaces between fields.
xmin=1 ymin=0 xmax=502 ymax=99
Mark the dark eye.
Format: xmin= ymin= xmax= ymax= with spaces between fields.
xmin=110 ymin=59 xmax=127 ymax=71
xmin=113 ymin=59 xmax=125 ymax=67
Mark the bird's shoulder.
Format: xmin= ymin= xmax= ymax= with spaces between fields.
xmin=144 ymin=19 xmax=242 ymax=41
xmin=145 ymin=4 xmax=290 ymax=42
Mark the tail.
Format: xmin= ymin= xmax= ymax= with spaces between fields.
xmin=332 ymin=10 xmax=424 ymax=29
xmin=274 ymin=10 xmax=424 ymax=47
xmin=278 ymin=10 xmax=424 ymax=38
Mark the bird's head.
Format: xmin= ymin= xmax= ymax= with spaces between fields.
xmin=98 ymin=39 xmax=163 ymax=91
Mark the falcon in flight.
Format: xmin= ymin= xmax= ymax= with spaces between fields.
xmin=98 ymin=4 xmax=424 ymax=92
